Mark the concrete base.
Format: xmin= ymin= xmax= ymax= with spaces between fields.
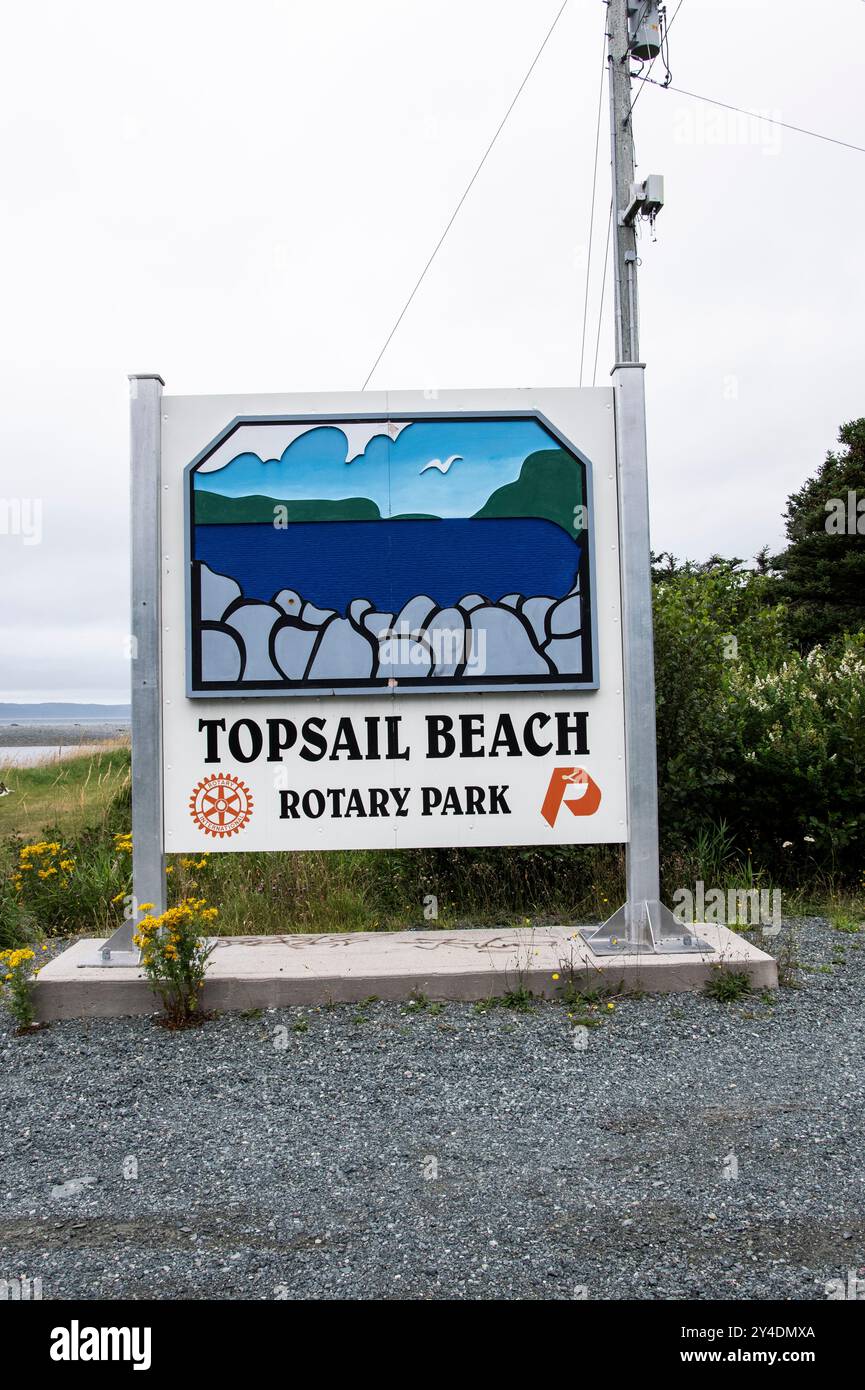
xmin=32 ymin=925 xmax=778 ymax=1021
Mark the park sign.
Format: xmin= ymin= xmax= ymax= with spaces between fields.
xmin=149 ymin=387 xmax=627 ymax=852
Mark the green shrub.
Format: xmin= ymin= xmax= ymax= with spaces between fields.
xmin=723 ymin=635 xmax=865 ymax=875
xmin=703 ymin=966 xmax=752 ymax=1003
xmin=653 ymin=561 xmax=865 ymax=880
xmin=0 ymin=870 xmax=33 ymax=950
xmin=5 ymin=827 xmax=131 ymax=938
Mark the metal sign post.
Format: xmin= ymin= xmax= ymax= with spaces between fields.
xmin=93 ymin=374 xmax=166 ymax=964
xmin=587 ymin=0 xmax=707 ymax=954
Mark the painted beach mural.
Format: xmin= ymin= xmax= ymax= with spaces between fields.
xmin=187 ymin=416 xmax=594 ymax=693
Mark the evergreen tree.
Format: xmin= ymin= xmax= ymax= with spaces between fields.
xmin=772 ymin=419 xmax=865 ymax=647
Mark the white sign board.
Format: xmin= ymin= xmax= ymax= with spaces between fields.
xmin=159 ymin=388 xmax=627 ymax=851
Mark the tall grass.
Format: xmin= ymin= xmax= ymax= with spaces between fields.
xmin=0 ymin=747 xmax=628 ymax=942
xmin=0 ymin=744 xmax=130 ymax=842
xmin=177 ymin=842 xmax=627 ymax=936
xmin=0 ymin=746 xmax=861 ymax=948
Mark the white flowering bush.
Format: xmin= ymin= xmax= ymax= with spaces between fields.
xmin=725 ymin=635 xmax=865 ymax=865
xmin=653 ymin=561 xmax=864 ymax=876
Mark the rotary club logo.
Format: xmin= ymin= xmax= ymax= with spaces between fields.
xmin=188 ymin=772 xmax=253 ymax=838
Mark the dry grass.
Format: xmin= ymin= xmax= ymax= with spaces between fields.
xmin=0 ymin=744 xmax=130 ymax=842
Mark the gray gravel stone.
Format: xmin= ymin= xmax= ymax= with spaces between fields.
xmin=1 ymin=917 xmax=862 ymax=1302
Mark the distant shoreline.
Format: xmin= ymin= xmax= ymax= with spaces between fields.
xmin=0 ymin=704 xmax=130 ymax=718
xmin=0 ymin=722 xmax=130 ymax=748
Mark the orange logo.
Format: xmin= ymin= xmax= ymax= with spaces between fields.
xmin=541 ymin=768 xmax=602 ymax=826
xmin=189 ymin=772 xmax=254 ymax=838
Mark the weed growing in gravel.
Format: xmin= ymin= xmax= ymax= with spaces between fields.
xmin=500 ymin=986 xmax=535 ymax=1013
xmin=559 ymin=979 xmax=624 ymax=1011
xmin=401 ymin=994 xmax=444 ymax=1016
xmin=567 ymin=1013 xmax=603 ymax=1030
xmin=703 ymin=966 xmax=753 ymax=1003
xmin=831 ymin=913 xmax=862 ymax=934
xmin=771 ymin=924 xmax=802 ymax=989
xmin=0 ymin=945 xmax=46 ymax=1030
xmin=133 ymin=898 xmax=218 ymax=1027
xmin=403 ymin=992 xmax=430 ymax=1014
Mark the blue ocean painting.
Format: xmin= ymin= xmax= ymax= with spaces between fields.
xmin=188 ymin=415 xmax=594 ymax=690
xmin=194 ymin=518 xmax=580 ymax=614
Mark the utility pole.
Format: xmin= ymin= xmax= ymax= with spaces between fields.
xmin=608 ymin=0 xmax=640 ymax=365
xmin=588 ymin=0 xmax=706 ymax=953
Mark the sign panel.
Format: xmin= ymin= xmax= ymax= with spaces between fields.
xmin=187 ymin=413 xmax=595 ymax=694
xmin=160 ymin=389 xmax=627 ymax=851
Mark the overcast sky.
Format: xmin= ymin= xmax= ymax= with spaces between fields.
xmin=1 ymin=0 xmax=862 ymax=703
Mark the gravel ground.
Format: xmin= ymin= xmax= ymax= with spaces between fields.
xmin=1 ymin=916 xmax=863 ymax=1301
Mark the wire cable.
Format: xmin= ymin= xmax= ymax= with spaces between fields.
xmin=361 ymin=0 xmax=571 ymax=390
xmin=579 ymin=17 xmax=610 ymax=386
xmin=631 ymin=0 xmax=863 ymax=156
xmin=666 ymin=85 xmax=865 ymax=156
xmin=592 ymin=200 xmax=613 ymax=387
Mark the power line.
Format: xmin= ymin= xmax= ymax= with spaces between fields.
xmin=361 ymin=0 xmax=571 ymax=390
xmin=591 ymin=200 xmax=613 ymax=387
xmin=579 ymin=19 xmax=609 ymax=387
xmin=630 ymin=0 xmax=864 ymax=159
xmin=666 ymin=85 xmax=865 ymax=156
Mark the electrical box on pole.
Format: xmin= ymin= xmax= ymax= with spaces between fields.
xmin=627 ymin=1 xmax=663 ymax=61
xmin=619 ymin=175 xmax=665 ymax=228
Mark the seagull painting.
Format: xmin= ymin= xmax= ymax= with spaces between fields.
xmin=419 ymin=454 xmax=463 ymax=476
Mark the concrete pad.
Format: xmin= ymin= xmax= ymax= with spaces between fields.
xmin=32 ymin=925 xmax=778 ymax=1021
